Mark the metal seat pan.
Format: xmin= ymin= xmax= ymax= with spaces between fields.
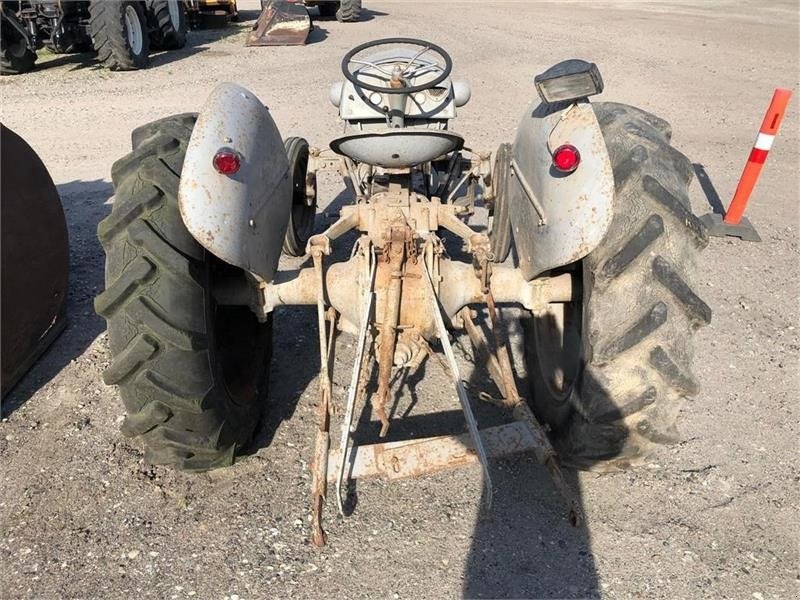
xmin=330 ymin=128 xmax=464 ymax=168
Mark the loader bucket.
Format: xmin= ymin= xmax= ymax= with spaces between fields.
xmin=1 ymin=124 xmax=69 ymax=399
xmin=245 ymin=0 xmax=311 ymax=46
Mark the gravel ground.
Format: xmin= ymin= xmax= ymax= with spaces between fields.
xmin=1 ymin=1 xmax=798 ymax=599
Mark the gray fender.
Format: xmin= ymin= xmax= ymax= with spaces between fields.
xmin=508 ymin=100 xmax=614 ymax=280
xmin=178 ymin=83 xmax=291 ymax=283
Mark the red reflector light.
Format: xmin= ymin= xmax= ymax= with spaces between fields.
xmin=552 ymin=144 xmax=580 ymax=173
xmin=213 ymin=149 xmax=241 ymax=175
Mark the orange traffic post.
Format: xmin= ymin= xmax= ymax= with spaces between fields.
xmin=701 ymin=88 xmax=793 ymax=242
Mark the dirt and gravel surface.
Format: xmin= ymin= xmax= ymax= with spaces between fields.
xmin=1 ymin=1 xmax=798 ymax=598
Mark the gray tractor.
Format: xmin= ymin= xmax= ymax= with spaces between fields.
xmin=96 ymin=38 xmax=710 ymax=545
xmin=0 ymin=0 xmax=187 ymax=75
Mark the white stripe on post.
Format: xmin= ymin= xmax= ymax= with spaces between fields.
xmin=753 ymin=132 xmax=775 ymax=151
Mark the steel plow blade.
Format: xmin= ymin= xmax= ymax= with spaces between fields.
xmin=245 ymin=0 xmax=311 ymax=47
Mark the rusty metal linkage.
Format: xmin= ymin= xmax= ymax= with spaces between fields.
xmin=462 ymin=251 xmax=583 ymax=526
xmin=373 ymin=223 xmax=409 ymax=437
xmin=422 ymin=243 xmax=494 ymax=509
xmin=310 ymin=245 xmax=332 ymax=548
xmin=327 ymin=421 xmax=539 ymax=482
xmin=335 ymin=242 xmax=376 ymax=515
xmin=290 ymin=154 xmax=584 ymax=545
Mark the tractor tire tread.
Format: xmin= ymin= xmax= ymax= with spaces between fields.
xmin=0 ymin=24 xmax=36 ymax=75
xmin=336 ymin=0 xmax=361 ymax=22
xmin=97 ymin=115 xmax=271 ymax=472
xmin=147 ymin=0 xmax=187 ymax=50
xmin=89 ymin=1 xmax=150 ymax=71
xmin=527 ymin=101 xmax=710 ymax=471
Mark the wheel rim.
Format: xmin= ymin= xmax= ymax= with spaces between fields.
xmin=291 ymin=154 xmax=314 ymax=239
xmin=167 ymin=0 xmax=181 ymax=29
xmin=211 ymin=261 xmax=271 ymax=406
xmin=532 ymin=268 xmax=583 ymax=401
xmin=124 ymin=5 xmax=143 ymax=55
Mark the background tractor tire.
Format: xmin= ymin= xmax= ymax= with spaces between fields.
xmin=0 ymin=22 xmax=36 ymax=75
xmin=488 ymin=143 xmax=513 ymax=263
xmin=316 ymin=2 xmax=338 ymax=18
xmin=524 ymin=102 xmax=711 ymax=472
xmin=147 ymin=0 xmax=187 ymax=50
xmin=90 ymin=0 xmax=150 ymax=71
xmin=282 ymin=137 xmax=317 ymax=257
xmin=336 ymin=0 xmax=361 ymax=22
xmin=96 ymin=113 xmax=273 ymax=471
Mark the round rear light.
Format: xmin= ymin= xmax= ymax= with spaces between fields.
xmin=213 ymin=149 xmax=241 ymax=175
xmin=552 ymin=144 xmax=580 ymax=173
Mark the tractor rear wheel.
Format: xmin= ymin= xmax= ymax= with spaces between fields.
xmin=317 ymin=2 xmax=338 ymax=18
xmin=488 ymin=143 xmax=513 ymax=263
xmin=96 ymin=114 xmax=273 ymax=471
xmin=524 ymin=102 xmax=711 ymax=471
xmin=148 ymin=0 xmax=188 ymax=50
xmin=282 ymin=137 xmax=317 ymax=257
xmin=0 ymin=22 xmax=36 ymax=75
xmin=89 ymin=0 xmax=150 ymax=71
xmin=336 ymin=0 xmax=361 ymax=22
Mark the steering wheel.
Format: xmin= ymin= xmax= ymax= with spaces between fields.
xmin=341 ymin=38 xmax=453 ymax=95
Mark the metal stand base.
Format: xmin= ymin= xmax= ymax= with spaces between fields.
xmin=700 ymin=213 xmax=761 ymax=242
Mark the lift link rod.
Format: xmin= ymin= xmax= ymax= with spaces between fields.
xmin=310 ymin=245 xmax=333 ymax=548
xmin=422 ymin=245 xmax=494 ymax=510
xmin=335 ymin=242 xmax=377 ymax=515
xmin=467 ymin=252 xmax=583 ymax=527
xmin=373 ymin=224 xmax=408 ymax=438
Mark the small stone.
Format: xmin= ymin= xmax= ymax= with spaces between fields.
xmin=127 ymin=550 xmax=140 ymax=560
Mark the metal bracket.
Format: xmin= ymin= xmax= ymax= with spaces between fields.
xmin=700 ymin=212 xmax=761 ymax=242
xmin=510 ymin=158 xmax=547 ymax=226
xmin=327 ymin=422 xmax=537 ymax=482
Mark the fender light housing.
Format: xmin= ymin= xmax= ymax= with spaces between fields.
xmin=213 ymin=148 xmax=241 ymax=175
xmin=534 ymin=59 xmax=604 ymax=104
xmin=552 ymin=144 xmax=581 ymax=173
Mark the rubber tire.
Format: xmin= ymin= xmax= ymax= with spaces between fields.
xmin=336 ymin=0 xmax=361 ymax=22
xmin=524 ymin=102 xmax=711 ymax=471
xmin=317 ymin=2 xmax=338 ymax=18
xmin=95 ymin=113 xmax=273 ymax=471
xmin=89 ymin=0 xmax=150 ymax=71
xmin=282 ymin=137 xmax=317 ymax=257
xmin=147 ymin=0 xmax=188 ymax=50
xmin=0 ymin=22 xmax=36 ymax=75
xmin=488 ymin=143 xmax=512 ymax=263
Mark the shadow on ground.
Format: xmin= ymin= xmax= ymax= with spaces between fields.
xmin=458 ymin=309 xmax=600 ymax=598
xmin=464 ymin=464 xmax=597 ymax=598
xmin=31 ymin=15 xmax=246 ymax=75
xmin=2 ymin=180 xmax=112 ymax=416
xmin=693 ymin=163 xmax=726 ymax=215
